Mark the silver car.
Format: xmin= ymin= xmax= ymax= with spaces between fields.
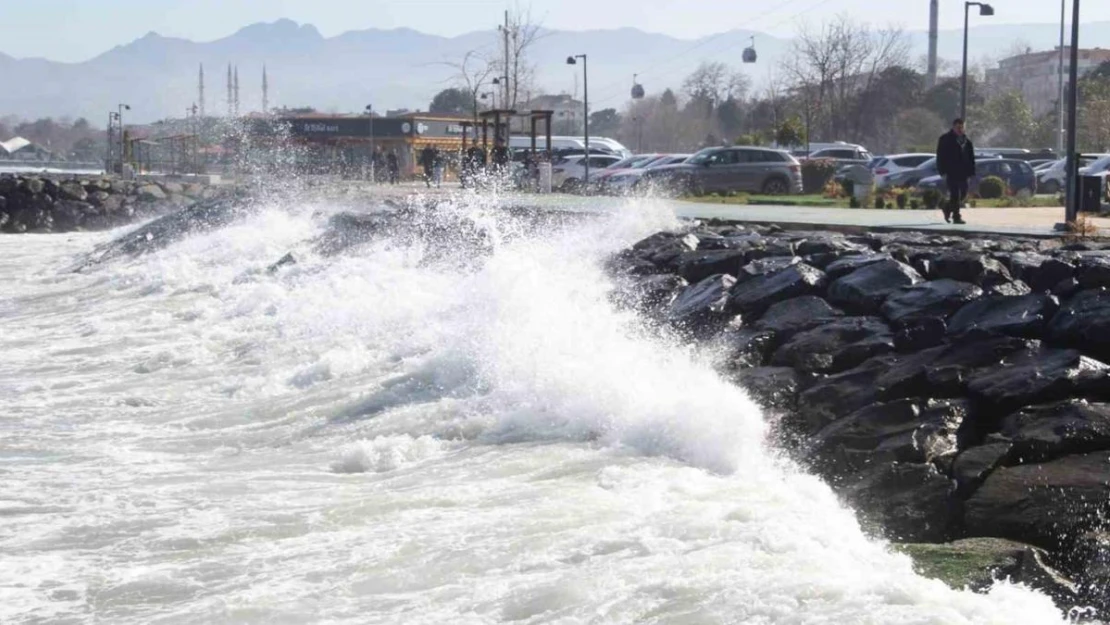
xmin=639 ymin=146 xmax=803 ymax=195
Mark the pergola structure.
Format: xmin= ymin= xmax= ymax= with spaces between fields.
xmin=459 ymin=109 xmax=555 ymax=155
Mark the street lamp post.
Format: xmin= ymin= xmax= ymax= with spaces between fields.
xmin=365 ymin=104 xmax=375 ymax=183
xmin=960 ymin=2 xmax=994 ymax=121
xmin=117 ymin=103 xmax=131 ymax=175
xmin=1064 ymin=0 xmax=1081 ymax=223
xmin=106 ymin=111 xmax=117 ymax=173
xmin=566 ymin=54 xmax=588 ymax=194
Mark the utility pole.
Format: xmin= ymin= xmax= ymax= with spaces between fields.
xmin=1057 ymin=0 xmax=1066 ymax=154
xmin=1064 ymin=0 xmax=1081 ymax=223
xmin=233 ymin=66 xmax=240 ymax=116
xmin=927 ymin=0 xmax=939 ymax=88
xmin=262 ymin=64 xmax=269 ymax=114
xmin=501 ymin=11 xmax=510 ymax=108
xmin=227 ymin=64 xmax=233 ymax=117
xmin=198 ymin=63 xmax=206 ymax=118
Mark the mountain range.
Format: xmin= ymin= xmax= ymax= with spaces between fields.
xmin=2 ymin=18 xmax=1110 ymax=124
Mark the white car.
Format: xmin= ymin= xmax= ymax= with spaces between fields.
xmin=872 ymin=153 xmax=934 ymax=189
xmin=551 ymin=154 xmax=624 ymax=191
xmin=1038 ymin=155 xmax=1107 ymax=194
xmin=605 ymin=154 xmax=692 ymax=195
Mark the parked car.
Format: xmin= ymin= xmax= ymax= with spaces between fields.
xmin=604 ymin=154 xmax=691 ymax=195
xmin=806 ymin=144 xmax=874 ymax=166
xmin=590 ymin=154 xmax=666 ymax=191
xmin=884 ymin=157 xmax=939 ymax=189
xmin=868 ymin=153 xmax=934 ymax=188
xmin=1027 ymin=159 xmax=1055 ymax=170
xmin=638 ymin=146 xmax=802 ymax=196
xmin=1037 ymin=154 xmax=1106 ymax=194
xmin=916 ymin=158 xmax=1037 ymax=197
xmin=550 ymin=154 xmax=623 ymax=191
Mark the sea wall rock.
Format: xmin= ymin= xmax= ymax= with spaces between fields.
xmin=0 ymin=173 xmax=215 ymax=233
xmin=611 ymin=224 xmax=1110 ymax=614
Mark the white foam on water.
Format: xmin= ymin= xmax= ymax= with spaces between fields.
xmin=0 ymin=193 xmax=1076 ymax=624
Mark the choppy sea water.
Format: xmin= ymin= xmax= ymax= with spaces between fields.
xmin=0 ymin=193 xmax=1074 ymax=624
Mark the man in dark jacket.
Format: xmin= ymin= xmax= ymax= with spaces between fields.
xmin=935 ymin=118 xmax=975 ymax=224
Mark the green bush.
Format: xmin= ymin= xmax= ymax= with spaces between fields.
xmin=849 ymin=195 xmax=861 ymax=208
xmin=874 ymin=195 xmax=886 ymax=209
xmin=978 ymin=176 xmax=1007 ymax=199
xmin=910 ymin=198 xmax=921 ymax=210
xmin=842 ymin=179 xmax=855 ymax=197
xmin=922 ymin=189 xmax=941 ymax=210
xmin=896 ymin=190 xmax=910 ymax=209
xmin=802 ymin=158 xmax=839 ymax=194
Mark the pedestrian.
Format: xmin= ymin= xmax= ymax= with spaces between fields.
xmin=432 ymin=148 xmax=445 ymax=188
xmin=935 ymin=117 xmax=976 ymax=225
xmin=387 ymin=150 xmax=399 ymax=185
xmin=421 ymin=145 xmax=435 ymax=188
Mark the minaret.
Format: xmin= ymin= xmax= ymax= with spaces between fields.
xmin=233 ymin=66 xmax=240 ymax=116
xmin=262 ymin=64 xmax=269 ymax=113
xmin=198 ymin=63 xmax=206 ymax=117
xmin=226 ymin=64 xmax=233 ymax=116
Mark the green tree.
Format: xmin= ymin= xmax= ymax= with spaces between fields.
xmin=428 ymin=88 xmax=471 ymax=115
xmin=975 ymin=90 xmax=1037 ymax=147
xmin=589 ymin=108 xmax=621 ymax=137
xmin=774 ymin=116 xmax=806 ymax=148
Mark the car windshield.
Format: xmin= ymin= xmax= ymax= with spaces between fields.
xmin=686 ymin=149 xmax=721 ymax=165
xmin=1085 ymin=155 xmax=1110 ymax=172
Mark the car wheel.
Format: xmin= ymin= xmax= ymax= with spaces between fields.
xmin=762 ymin=177 xmax=789 ymax=195
xmin=1042 ymin=179 xmax=1059 ymax=194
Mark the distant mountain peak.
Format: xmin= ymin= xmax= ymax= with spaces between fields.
xmin=232 ymin=19 xmax=322 ymax=41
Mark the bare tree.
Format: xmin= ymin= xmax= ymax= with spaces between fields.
xmin=440 ymin=50 xmax=496 ymax=122
xmin=503 ymin=4 xmax=546 ymax=110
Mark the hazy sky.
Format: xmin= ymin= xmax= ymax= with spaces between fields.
xmin=3 ymin=0 xmax=1106 ymax=63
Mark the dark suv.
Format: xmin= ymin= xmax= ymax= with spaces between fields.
xmin=638 ymin=146 xmax=802 ymax=195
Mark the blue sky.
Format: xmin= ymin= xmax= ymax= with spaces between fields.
xmin=3 ymin=0 xmax=1107 ymax=63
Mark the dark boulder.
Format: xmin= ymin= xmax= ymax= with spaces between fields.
xmin=752 ymin=295 xmax=843 ymax=337
xmin=613 ymin=274 xmax=688 ymax=317
xmin=809 ymin=398 xmax=967 ymax=476
xmin=930 ymin=251 xmax=1013 ymax=287
xmin=770 ymin=316 xmax=895 ymax=374
xmin=827 ymin=259 xmax=924 ymax=314
xmin=880 ymin=279 xmax=983 ymax=326
xmin=51 ymin=200 xmax=95 ymax=231
xmin=797 ymin=358 xmax=890 ymax=432
xmin=727 ymin=263 xmax=828 ymax=317
xmin=999 ymin=399 xmax=1110 ymax=463
xmin=1006 ymin=253 xmax=1076 ymax=293
xmin=676 ymin=249 xmax=747 ymax=283
xmin=894 ymin=317 xmax=948 ymax=352
xmin=875 ymin=336 xmax=1038 ymax=402
xmin=824 ymin=252 xmax=892 ymax=280
xmin=667 ymin=274 xmax=736 ymax=337
xmin=1051 ymin=277 xmax=1082 ymax=299
xmin=946 ymin=293 xmax=1059 ymax=339
xmin=840 ymin=462 xmax=958 ymax=542
xmin=1077 ymin=255 xmax=1110 ymax=289
xmin=737 ymin=255 xmax=801 ymax=282
xmin=951 ymin=438 xmax=1014 ymax=495
xmin=985 ymin=280 xmax=1033 ymax=297
xmin=966 ymin=347 xmax=1110 ymax=414
xmin=712 ymin=324 xmax=778 ymax=369
xmin=1047 ymin=288 xmax=1110 ymax=362
xmin=795 ymin=236 xmax=870 ymax=257
xmin=730 ymin=366 xmax=805 ymax=412
xmin=136 ymin=184 xmax=168 ymax=202
xmin=965 ymin=451 xmax=1110 ymax=549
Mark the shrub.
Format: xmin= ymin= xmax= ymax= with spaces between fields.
xmin=842 ymin=179 xmax=855 ymax=197
xmin=801 ymin=158 xmax=839 ymax=194
xmin=874 ymin=195 xmax=886 ymax=209
xmin=896 ymin=190 xmax=909 ymax=209
xmin=822 ymin=179 xmax=844 ymax=199
xmin=909 ymin=199 xmax=921 ymax=210
xmin=849 ymin=195 xmax=861 ymax=208
xmin=922 ymin=189 xmax=941 ymax=210
xmin=978 ymin=175 xmax=1006 ymax=199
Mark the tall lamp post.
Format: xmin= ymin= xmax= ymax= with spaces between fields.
xmin=365 ymin=104 xmax=375 ymax=183
xmin=1064 ymin=0 xmax=1081 ymax=223
xmin=566 ymin=54 xmax=588 ymax=194
xmin=960 ymin=2 xmax=994 ymax=121
xmin=117 ymin=103 xmax=130 ymax=174
xmin=107 ymin=111 xmax=118 ymax=174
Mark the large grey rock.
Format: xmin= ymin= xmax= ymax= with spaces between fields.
xmin=675 ymin=249 xmax=747 ymax=283
xmin=1000 ymin=399 xmax=1110 ymax=463
xmin=930 ymin=251 xmax=1013 ymax=287
xmin=827 ymin=259 xmax=924 ymax=314
xmin=58 ymin=181 xmax=88 ymax=202
xmin=952 ymin=439 xmax=1014 ymax=495
xmin=727 ymin=263 xmax=828 ymax=317
xmin=874 ymin=336 xmax=1039 ymax=402
xmin=967 ymin=347 xmax=1110 ymax=413
xmin=824 ymin=252 xmax=892 ymax=280
xmin=946 ymin=293 xmax=1059 ymax=339
xmin=770 ymin=316 xmax=895 ymax=374
xmin=136 ymin=184 xmax=167 ymax=202
xmin=712 ymin=324 xmax=778 ymax=369
xmin=737 ymin=255 xmax=802 ymax=282
xmin=752 ymin=295 xmax=843 ymax=337
xmin=797 ymin=357 xmax=890 ymax=432
xmin=730 ymin=366 xmax=804 ymax=412
xmin=1048 ymin=288 xmax=1110 ymax=362
xmin=880 ymin=279 xmax=983 ymax=326
xmin=1077 ymin=255 xmax=1110 ymax=289
xmin=965 ymin=451 xmax=1110 ymax=549
xmin=840 ymin=462 xmax=958 ymax=542
xmin=613 ymin=274 xmax=687 ymax=317
xmin=667 ymin=274 xmax=736 ymax=337
xmin=51 ymin=200 xmax=95 ymax=231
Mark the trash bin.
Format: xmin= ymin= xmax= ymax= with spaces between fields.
xmin=537 ymin=162 xmax=552 ymax=194
xmin=1081 ymin=175 xmax=1102 ymax=213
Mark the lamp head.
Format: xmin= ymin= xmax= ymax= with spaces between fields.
xmin=123 ymin=104 xmax=131 ymax=111
xmin=492 ymin=77 xmax=501 ymax=85
xmin=979 ymin=3 xmax=994 ymax=16
xmin=365 ymin=104 xmax=372 ymax=111
xmin=566 ymin=56 xmax=577 ymax=65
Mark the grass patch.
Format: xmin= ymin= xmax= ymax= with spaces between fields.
xmin=681 ymin=193 xmax=841 ymax=207
xmin=892 ymin=540 xmax=1022 ymax=590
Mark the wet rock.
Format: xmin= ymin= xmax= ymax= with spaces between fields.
xmin=999 ymin=399 xmax=1110 ymax=463
xmin=676 ymin=249 xmax=747 ymax=283
xmin=266 ymin=252 xmax=297 ymax=273
xmin=984 ymin=280 xmax=1032 ymax=297
xmin=1028 ymin=256 xmax=1076 ymax=293
xmin=667 ymin=274 xmax=736 ymax=337
xmin=24 ymin=177 xmax=44 ymax=194
xmin=967 ymin=347 xmax=1110 ymax=414
xmin=51 ymin=200 xmax=95 ymax=231
xmin=713 ymin=323 xmax=778 ymax=369
xmin=827 ymin=259 xmax=924 ymax=314
xmin=894 ymin=317 xmax=948 ymax=352
xmin=797 ymin=358 xmax=890 ymax=432
xmin=751 ymin=295 xmax=843 ymax=337
xmin=796 ymin=236 xmax=870 ymax=257
xmin=58 ymin=181 xmax=88 ymax=202
xmin=1077 ymin=256 xmax=1110 ymax=289
xmin=727 ymin=263 xmax=828 ymax=317
xmin=737 ymin=255 xmax=801 ymax=282
xmin=824 ymin=252 xmax=893 ymax=280
xmin=875 ymin=336 xmax=1038 ymax=402
xmin=952 ymin=439 xmax=1014 ymax=495
xmin=730 ymin=366 xmax=804 ymax=412
xmin=880 ymin=279 xmax=983 ymax=326
xmin=840 ymin=462 xmax=957 ymax=542
xmin=136 ymin=184 xmax=167 ymax=202
xmin=965 ymin=451 xmax=1110 ymax=549
xmin=614 ymin=274 xmax=688 ymax=317
xmin=809 ymin=398 xmax=966 ymax=476
xmin=1047 ymin=288 xmax=1110 ymax=362
xmin=161 ymin=182 xmax=185 ymax=195
xmin=946 ymin=293 xmax=1059 ymax=339
xmin=1051 ymin=277 xmax=1082 ymax=299
xmin=930 ymin=251 xmax=1013 ymax=287
xmin=770 ymin=316 xmax=895 ymax=374
xmin=87 ymin=190 xmax=111 ymax=207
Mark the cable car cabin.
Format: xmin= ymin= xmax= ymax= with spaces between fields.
xmin=743 ymin=46 xmax=757 ymax=63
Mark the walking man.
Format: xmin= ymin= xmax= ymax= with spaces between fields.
xmin=386 ymin=150 xmax=399 ymax=185
xmin=935 ymin=118 xmax=976 ymax=225
xmin=420 ymin=145 xmax=435 ymax=188
xmin=432 ymin=148 xmax=445 ymax=188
